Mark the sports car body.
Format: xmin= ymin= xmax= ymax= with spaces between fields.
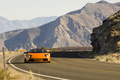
xmin=24 ymin=49 xmax=50 ymax=63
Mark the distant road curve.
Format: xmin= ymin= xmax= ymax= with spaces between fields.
xmin=8 ymin=52 xmax=120 ymax=80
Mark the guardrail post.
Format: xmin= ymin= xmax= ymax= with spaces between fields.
xmin=2 ymin=47 xmax=6 ymax=70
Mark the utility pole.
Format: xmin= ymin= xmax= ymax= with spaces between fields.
xmin=2 ymin=47 xmax=6 ymax=70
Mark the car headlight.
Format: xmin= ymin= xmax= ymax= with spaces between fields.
xmin=28 ymin=55 xmax=32 ymax=57
xmin=45 ymin=54 xmax=49 ymax=57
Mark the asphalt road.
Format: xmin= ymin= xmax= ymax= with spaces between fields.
xmin=9 ymin=52 xmax=120 ymax=80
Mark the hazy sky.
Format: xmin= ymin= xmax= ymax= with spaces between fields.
xmin=0 ymin=0 xmax=120 ymax=20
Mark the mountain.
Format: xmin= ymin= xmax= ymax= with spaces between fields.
xmin=91 ymin=10 xmax=120 ymax=54
xmin=0 ymin=16 xmax=57 ymax=34
xmin=114 ymin=2 xmax=120 ymax=7
xmin=96 ymin=0 xmax=109 ymax=4
xmin=0 ymin=1 xmax=120 ymax=51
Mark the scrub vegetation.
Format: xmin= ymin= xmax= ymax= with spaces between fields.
xmin=0 ymin=50 xmax=44 ymax=80
xmin=94 ymin=52 xmax=120 ymax=63
xmin=79 ymin=51 xmax=120 ymax=63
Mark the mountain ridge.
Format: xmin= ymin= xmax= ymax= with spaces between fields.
xmin=0 ymin=1 xmax=120 ymax=50
xmin=96 ymin=0 xmax=109 ymax=4
xmin=0 ymin=16 xmax=57 ymax=34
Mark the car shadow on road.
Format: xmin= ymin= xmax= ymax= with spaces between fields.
xmin=7 ymin=62 xmax=49 ymax=64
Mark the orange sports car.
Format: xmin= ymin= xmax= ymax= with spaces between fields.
xmin=24 ymin=48 xmax=50 ymax=63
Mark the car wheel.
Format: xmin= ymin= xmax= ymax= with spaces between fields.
xmin=48 ymin=61 xmax=50 ymax=63
xmin=24 ymin=58 xmax=29 ymax=63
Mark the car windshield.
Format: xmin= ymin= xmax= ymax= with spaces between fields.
xmin=28 ymin=49 xmax=48 ymax=53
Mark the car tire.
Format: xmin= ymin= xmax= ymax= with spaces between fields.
xmin=24 ymin=58 xmax=29 ymax=63
xmin=48 ymin=61 xmax=50 ymax=63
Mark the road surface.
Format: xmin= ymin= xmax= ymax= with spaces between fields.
xmin=9 ymin=52 xmax=120 ymax=80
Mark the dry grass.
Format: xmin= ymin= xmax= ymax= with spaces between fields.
xmin=113 ymin=19 xmax=120 ymax=23
xmin=0 ymin=51 xmax=44 ymax=80
xmin=108 ymin=10 xmax=120 ymax=20
xmin=94 ymin=53 xmax=120 ymax=63
xmin=79 ymin=51 xmax=120 ymax=63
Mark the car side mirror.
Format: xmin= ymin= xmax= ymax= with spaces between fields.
xmin=24 ymin=51 xmax=28 ymax=54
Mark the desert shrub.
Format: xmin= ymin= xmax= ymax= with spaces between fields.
xmin=109 ymin=15 xmax=115 ymax=20
xmin=113 ymin=19 xmax=120 ymax=22
xmin=50 ymin=48 xmax=57 ymax=52
xmin=41 ymin=47 xmax=47 ymax=50
xmin=106 ymin=58 xmax=113 ymax=62
xmin=94 ymin=52 xmax=120 ymax=63
xmin=29 ymin=70 xmax=34 ymax=80
xmin=0 ymin=67 xmax=13 ymax=80
xmin=17 ymin=49 xmax=26 ymax=53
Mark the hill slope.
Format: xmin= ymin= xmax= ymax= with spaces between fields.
xmin=0 ymin=1 xmax=120 ymax=50
xmin=91 ymin=10 xmax=120 ymax=54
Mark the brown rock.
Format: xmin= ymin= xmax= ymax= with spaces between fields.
xmin=91 ymin=10 xmax=120 ymax=54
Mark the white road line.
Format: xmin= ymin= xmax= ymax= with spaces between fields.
xmin=78 ymin=53 xmax=84 ymax=58
xmin=8 ymin=54 xmax=69 ymax=80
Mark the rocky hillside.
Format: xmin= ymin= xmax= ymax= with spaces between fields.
xmin=0 ymin=1 xmax=120 ymax=51
xmin=0 ymin=16 xmax=57 ymax=34
xmin=91 ymin=10 xmax=120 ymax=54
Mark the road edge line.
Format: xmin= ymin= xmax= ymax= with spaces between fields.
xmin=8 ymin=54 xmax=69 ymax=80
xmin=78 ymin=53 xmax=85 ymax=58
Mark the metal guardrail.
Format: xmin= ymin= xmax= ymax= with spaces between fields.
xmin=50 ymin=47 xmax=93 ymax=52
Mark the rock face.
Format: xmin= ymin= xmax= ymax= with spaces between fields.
xmin=91 ymin=10 xmax=120 ymax=54
xmin=0 ymin=1 xmax=120 ymax=51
